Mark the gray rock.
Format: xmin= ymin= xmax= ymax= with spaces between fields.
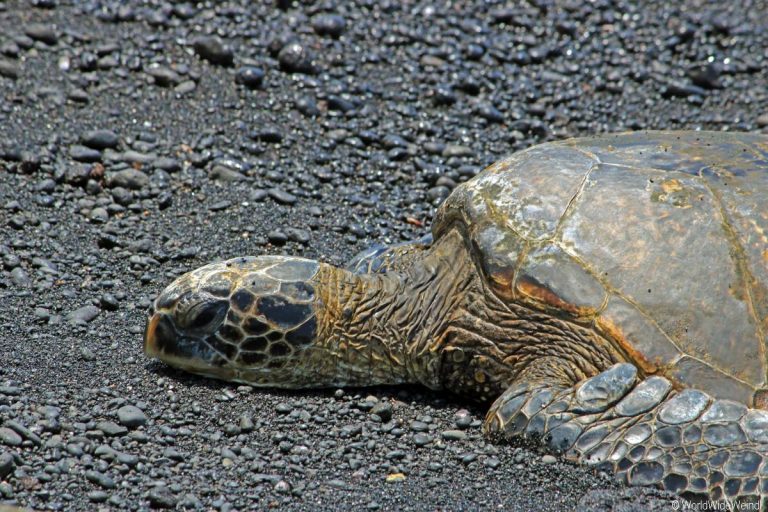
xmin=441 ymin=430 xmax=467 ymax=441
xmin=107 ymin=169 xmax=149 ymax=190
xmin=25 ymin=23 xmax=58 ymax=45
xmin=117 ymin=405 xmax=147 ymax=428
xmin=97 ymin=421 xmax=128 ymax=437
xmin=574 ymin=363 xmax=637 ymax=413
xmin=268 ymin=188 xmax=297 ymax=205
xmin=82 ymin=130 xmax=119 ymax=149
xmin=370 ymin=402 xmax=392 ymax=422
xmin=67 ymin=305 xmax=100 ymax=325
xmin=0 ymin=59 xmax=20 ymax=79
xmin=192 ymin=36 xmax=234 ymax=66
xmin=0 ymin=452 xmax=14 ymax=477
xmin=658 ymin=389 xmax=710 ymax=424
xmin=0 ymin=427 xmax=22 ymax=447
xmin=210 ymin=164 xmax=244 ymax=182
xmin=70 ymin=144 xmax=102 ymax=163
xmin=85 ymin=470 xmax=116 ymax=489
xmin=615 ymin=376 xmax=671 ymax=417
xmin=147 ymin=485 xmax=177 ymax=508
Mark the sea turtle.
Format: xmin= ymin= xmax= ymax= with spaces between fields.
xmin=144 ymin=131 xmax=768 ymax=502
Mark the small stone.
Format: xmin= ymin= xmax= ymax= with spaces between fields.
xmin=85 ymin=470 xmax=116 ymax=489
xmin=312 ymin=14 xmax=346 ymax=37
xmin=541 ymin=454 xmax=557 ymax=465
xmin=148 ymin=486 xmax=177 ymax=509
xmin=192 ymin=36 xmax=234 ymax=66
xmin=274 ymin=480 xmax=291 ymax=494
xmin=97 ymin=421 xmax=128 ymax=437
xmin=385 ymin=473 xmax=406 ymax=483
xmin=441 ymin=430 xmax=467 ymax=441
xmin=80 ymin=347 xmax=96 ymax=361
xmin=67 ymin=305 xmax=100 ymax=325
xmin=267 ymin=230 xmax=288 ymax=245
xmin=82 ymin=130 xmax=119 ymax=150
xmin=475 ymin=103 xmax=505 ymax=123
xmin=107 ymin=169 xmax=149 ymax=190
xmin=146 ymin=66 xmax=180 ymax=87
xmin=88 ymin=491 xmax=109 ymax=503
xmin=278 ymin=42 xmax=316 ymax=74
xmin=412 ymin=433 xmax=432 ymax=447
xmin=0 ymin=59 xmax=20 ymax=79
xmin=90 ymin=207 xmax=109 ymax=223
xmin=0 ymin=452 xmax=14 ymax=477
xmin=454 ymin=409 xmax=472 ymax=429
xmin=210 ymin=164 xmax=244 ymax=182
xmin=0 ymin=427 xmax=22 ymax=447
xmin=235 ymin=66 xmax=265 ymax=89
xmin=756 ymin=114 xmax=768 ymax=128
xmin=370 ymin=402 xmax=393 ymax=422
xmin=25 ymin=23 xmax=58 ymax=45
xmin=268 ymin=188 xmax=297 ymax=205
xmin=70 ymin=145 xmax=102 ymax=163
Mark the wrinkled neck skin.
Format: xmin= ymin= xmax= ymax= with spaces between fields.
xmin=314 ymin=229 xmax=475 ymax=390
xmin=315 ymin=228 xmax=624 ymax=402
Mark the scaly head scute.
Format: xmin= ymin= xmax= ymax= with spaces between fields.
xmin=144 ymin=255 xmax=326 ymax=387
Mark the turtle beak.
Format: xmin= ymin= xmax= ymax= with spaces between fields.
xmin=143 ymin=311 xmax=162 ymax=357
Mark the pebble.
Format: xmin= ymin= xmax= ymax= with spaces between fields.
xmin=70 ymin=145 xmax=102 ymax=163
xmin=147 ymin=486 xmax=178 ymax=508
xmin=268 ymin=188 xmax=297 ymax=205
xmin=0 ymin=452 xmax=14 ymax=477
xmin=441 ymin=430 xmax=468 ymax=441
xmin=66 ymin=305 xmax=100 ymax=325
xmin=107 ymin=169 xmax=149 ymax=190
xmin=278 ymin=42 xmax=316 ymax=74
xmin=81 ymin=130 xmax=119 ymax=150
xmin=0 ymin=59 xmax=20 ymax=79
xmin=25 ymin=23 xmax=58 ymax=45
xmin=85 ymin=470 xmax=116 ymax=489
xmin=370 ymin=402 xmax=393 ymax=422
xmin=0 ymin=428 xmax=22 ymax=447
xmin=192 ymin=36 xmax=234 ymax=67
xmin=97 ymin=421 xmax=128 ymax=437
xmin=454 ymin=409 xmax=473 ymax=429
xmin=235 ymin=66 xmax=265 ymax=89
xmin=312 ymin=14 xmax=347 ymax=37
xmin=210 ymin=164 xmax=245 ymax=182
xmin=541 ymin=455 xmax=557 ymax=464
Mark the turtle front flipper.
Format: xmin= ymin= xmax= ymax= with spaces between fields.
xmin=345 ymin=234 xmax=433 ymax=274
xmin=485 ymin=363 xmax=768 ymax=503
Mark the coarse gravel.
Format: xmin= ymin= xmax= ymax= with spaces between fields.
xmin=0 ymin=0 xmax=767 ymax=510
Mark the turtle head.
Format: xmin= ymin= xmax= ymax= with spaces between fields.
xmin=144 ymin=255 xmax=329 ymax=388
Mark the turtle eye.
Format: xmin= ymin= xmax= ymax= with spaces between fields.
xmin=183 ymin=300 xmax=227 ymax=332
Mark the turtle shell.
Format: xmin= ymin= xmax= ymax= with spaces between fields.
xmin=434 ymin=131 xmax=768 ymax=406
